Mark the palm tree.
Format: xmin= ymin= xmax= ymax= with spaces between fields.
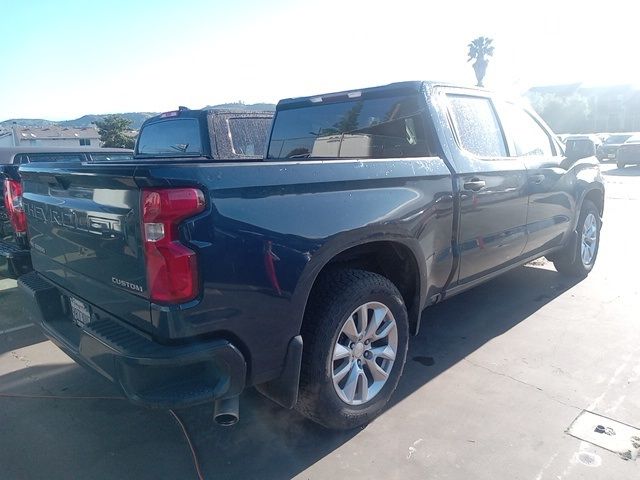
xmin=467 ymin=37 xmax=494 ymax=87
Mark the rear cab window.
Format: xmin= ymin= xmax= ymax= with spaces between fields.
xmin=605 ymin=134 xmax=632 ymax=144
xmin=136 ymin=118 xmax=204 ymax=157
xmin=13 ymin=154 xmax=29 ymax=164
xmin=268 ymin=94 xmax=432 ymax=159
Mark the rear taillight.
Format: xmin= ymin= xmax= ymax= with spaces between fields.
xmin=141 ymin=188 xmax=205 ymax=303
xmin=3 ymin=179 xmax=27 ymax=234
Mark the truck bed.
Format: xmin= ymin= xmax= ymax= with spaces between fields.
xmin=19 ymin=157 xmax=455 ymax=386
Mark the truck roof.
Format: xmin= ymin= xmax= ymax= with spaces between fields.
xmin=140 ymin=108 xmax=274 ymax=128
xmin=276 ymin=81 xmax=486 ymax=109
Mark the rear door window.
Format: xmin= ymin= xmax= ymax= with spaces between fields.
xmin=136 ymin=119 xmax=203 ymax=157
xmin=228 ymin=117 xmax=272 ymax=156
xmin=446 ymin=94 xmax=507 ymax=158
xmin=268 ymin=94 xmax=430 ymax=159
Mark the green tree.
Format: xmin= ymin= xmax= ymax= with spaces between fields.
xmin=94 ymin=115 xmax=135 ymax=148
xmin=467 ymin=36 xmax=494 ymax=87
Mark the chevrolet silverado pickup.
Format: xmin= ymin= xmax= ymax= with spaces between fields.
xmin=1 ymin=147 xmax=134 ymax=278
xmin=17 ymin=82 xmax=604 ymax=429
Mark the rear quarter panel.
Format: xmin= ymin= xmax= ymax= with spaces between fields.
xmin=138 ymin=158 xmax=454 ymax=383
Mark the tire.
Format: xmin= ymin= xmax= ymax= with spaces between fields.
xmin=617 ymin=161 xmax=625 ymax=169
xmin=553 ymin=200 xmax=601 ymax=277
xmin=296 ymin=269 xmax=409 ymax=430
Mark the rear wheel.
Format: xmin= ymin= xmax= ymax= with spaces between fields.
xmin=296 ymin=269 xmax=409 ymax=430
xmin=553 ymin=200 xmax=600 ymax=277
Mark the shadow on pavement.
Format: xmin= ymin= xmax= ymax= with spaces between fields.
xmin=0 ymin=324 xmax=45 ymax=354
xmin=0 ymin=282 xmax=41 ymax=354
xmin=0 ymin=264 xmax=579 ymax=480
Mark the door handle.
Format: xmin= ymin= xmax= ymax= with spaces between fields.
xmin=463 ymin=178 xmax=486 ymax=191
xmin=530 ymin=174 xmax=545 ymax=185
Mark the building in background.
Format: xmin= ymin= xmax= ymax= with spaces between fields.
xmin=3 ymin=125 xmax=101 ymax=147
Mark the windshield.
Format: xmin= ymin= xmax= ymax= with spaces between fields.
xmin=268 ymin=95 xmax=430 ymax=159
xmin=136 ymin=118 xmax=203 ymax=157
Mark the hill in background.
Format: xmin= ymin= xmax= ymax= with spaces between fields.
xmin=1 ymin=102 xmax=276 ymax=130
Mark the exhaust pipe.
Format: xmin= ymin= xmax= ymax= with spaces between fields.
xmin=214 ymin=397 xmax=239 ymax=426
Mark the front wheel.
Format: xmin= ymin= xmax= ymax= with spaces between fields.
xmin=296 ymin=269 xmax=409 ymax=430
xmin=553 ymin=200 xmax=601 ymax=277
xmin=617 ymin=161 xmax=625 ymax=169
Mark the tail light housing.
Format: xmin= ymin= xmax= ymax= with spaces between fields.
xmin=141 ymin=188 xmax=205 ymax=303
xmin=3 ymin=179 xmax=27 ymax=235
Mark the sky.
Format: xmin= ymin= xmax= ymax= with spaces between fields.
xmin=0 ymin=0 xmax=637 ymax=120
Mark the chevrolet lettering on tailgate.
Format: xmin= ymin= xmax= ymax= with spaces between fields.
xmin=24 ymin=200 xmax=123 ymax=238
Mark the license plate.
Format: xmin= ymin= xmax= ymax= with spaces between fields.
xmin=608 ymin=153 xmax=615 ymax=159
xmin=69 ymin=297 xmax=91 ymax=327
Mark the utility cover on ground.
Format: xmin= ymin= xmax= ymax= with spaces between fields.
xmin=567 ymin=410 xmax=640 ymax=461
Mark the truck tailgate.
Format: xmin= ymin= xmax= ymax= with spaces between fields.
xmin=19 ymin=163 xmax=153 ymax=329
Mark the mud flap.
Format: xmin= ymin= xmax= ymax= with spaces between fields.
xmin=255 ymin=335 xmax=303 ymax=409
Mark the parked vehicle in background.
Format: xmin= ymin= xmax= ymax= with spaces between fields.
xmin=0 ymin=147 xmax=134 ymax=278
xmin=18 ymin=81 xmax=604 ymax=430
xmin=564 ymin=134 xmax=602 ymax=161
xmin=135 ymin=108 xmax=274 ymax=160
xmin=615 ymin=134 xmax=640 ymax=168
xmin=596 ymin=133 xmax=634 ymax=162
xmin=1 ymin=109 xmax=274 ymax=280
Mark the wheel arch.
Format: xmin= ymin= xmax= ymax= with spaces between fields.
xmin=293 ymin=238 xmax=426 ymax=337
xmin=583 ymin=187 xmax=604 ymax=219
xmin=571 ymin=182 xmax=604 ymax=232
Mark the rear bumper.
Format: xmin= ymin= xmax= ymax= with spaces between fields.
xmin=0 ymin=239 xmax=32 ymax=279
xmin=18 ymin=271 xmax=247 ymax=408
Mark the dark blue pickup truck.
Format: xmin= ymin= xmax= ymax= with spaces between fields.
xmin=17 ymin=82 xmax=604 ymax=429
